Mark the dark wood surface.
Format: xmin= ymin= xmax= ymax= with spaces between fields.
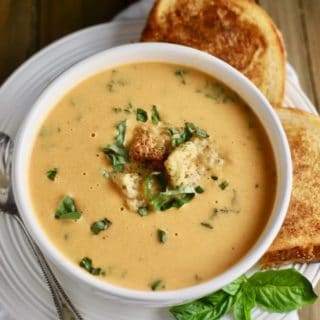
xmin=0 ymin=0 xmax=320 ymax=318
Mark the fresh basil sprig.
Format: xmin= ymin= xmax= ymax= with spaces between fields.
xmin=168 ymin=122 xmax=209 ymax=148
xmin=170 ymin=269 xmax=317 ymax=320
xmin=103 ymin=120 xmax=129 ymax=173
xmin=55 ymin=195 xmax=81 ymax=220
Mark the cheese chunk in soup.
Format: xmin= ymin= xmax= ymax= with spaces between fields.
xmin=28 ymin=62 xmax=276 ymax=291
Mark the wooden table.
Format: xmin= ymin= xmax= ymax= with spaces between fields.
xmin=0 ymin=0 xmax=319 ymax=319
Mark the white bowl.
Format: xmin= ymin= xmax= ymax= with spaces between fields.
xmin=12 ymin=43 xmax=292 ymax=307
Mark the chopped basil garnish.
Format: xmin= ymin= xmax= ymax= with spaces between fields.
xmin=55 ymin=195 xmax=81 ymax=220
xmin=114 ymin=120 xmax=127 ymax=145
xmin=168 ymin=126 xmax=191 ymax=147
xmin=151 ymin=105 xmax=161 ymax=124
xmin=144 ymin=172 xmax=195 ymax=211
xmin=174 ymin=69 xmax=187 ymax=85
xmin=219 ymin=180 xmax=229 ymax=190
xmin=185 ymin=122 xmax=209 ymax=138
xmin=46 ymin=168 xmax=57 ymax=181
xmin=90 ymin=218 xmax=112 ymax=235
xmin=103 ymin=145 xmax=128 ymax=173
xmin=158 ymin=229 xmax=167 ymax=243
xmin=138 ymin=207 xmax=148 ymax=216
xmin=170 ymin=269 xmax=318 ymax=320
xmin=136 ymin=108 xmax=148 ymax=122
xmin=168 ymin=122 xmax=209 ymax=148
xmin=150 ymin=279 xmax=165 ymax=291
xmin=103 ymin=120 xmax=128 ymax=172
xmin=195 ymin=186 xmax=204 ymax=194
xmin=201 ymin=222 xmax=213 ymax=229
xmin=79 ymin=257 xmax=102 ymax=275
xmin=211 ymin=175 xmax=218 ymax=181
xmin=212 ymin=207 xmax=240 ymax=216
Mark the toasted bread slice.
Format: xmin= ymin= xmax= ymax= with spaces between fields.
xmin=141 ymin=0 xmax=286 ymax=106
xmin=261 ymin=107 xmax=320 ymax=267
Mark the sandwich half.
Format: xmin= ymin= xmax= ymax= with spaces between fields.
xmin=141 ymin=0 xmax=286 ymax=106
xmin=261 ymin=107 xmax=320 ymax=267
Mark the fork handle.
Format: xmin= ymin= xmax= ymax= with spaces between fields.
xmin=13 ymin=215 xmax=84 ymax=320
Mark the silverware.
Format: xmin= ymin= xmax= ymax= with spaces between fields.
xmin=0 ymin=132 xmax=83 ymax=320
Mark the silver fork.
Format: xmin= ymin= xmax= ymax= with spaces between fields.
xmin=0 ymin=132 xmax=83 ymax=320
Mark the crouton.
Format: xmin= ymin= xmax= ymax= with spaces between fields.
xmin=192 ymin=137 xmax=224 ymax=174
xmin=111 ymin=173 xmax=147 ymax=211
xmin=129 ymin=125 xmax=170 ymax=162
xmin=165 ymin=138 xmax=223 ymax=188
xmin=165 ymin=141 xmax=200 ymax=188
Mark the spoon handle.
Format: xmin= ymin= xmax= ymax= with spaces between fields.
xmin=13 ymin=215 xmax=84 ymax=320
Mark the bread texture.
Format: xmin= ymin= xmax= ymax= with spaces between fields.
xmin=130 ymin=124 xmax=170 ymax=162
xmin=141 ymin=0 xmax=286 ymax=106
xmin=261 ymin=107 xmax=320 ymax=267
xmin=111 ymin=173 xmax=147 ymax=211
xmin=165 ymin=137 xmax=223 ymax=188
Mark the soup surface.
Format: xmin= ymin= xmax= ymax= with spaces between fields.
xmin=28 ymin=62 xmax=276 ymax=291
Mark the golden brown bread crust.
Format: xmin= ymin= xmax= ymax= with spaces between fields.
xmin=261 ymin=107 xmax=320 ymax=268
xmin=141 ymin=0 xmax=286 ymax=106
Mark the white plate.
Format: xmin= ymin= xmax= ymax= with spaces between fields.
xmin=0 ymin=20 xmax=318 ymax=320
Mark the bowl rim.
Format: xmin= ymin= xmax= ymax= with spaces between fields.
xmin=12 ymin=42 xmax=292 ymax=304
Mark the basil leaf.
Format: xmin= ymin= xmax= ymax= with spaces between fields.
xmin=168 ymin=123 xmax=209 ymax=148
xmin=151 ymin=105 xmax=160 ymax=124
xmin=195 ymin=186 xmax=204 ymax=194
xmin=114 ymin=120 xmax=127 ymax=145
xmin=90 ymin=218 xmax=112 ymax=235
xmin=79 ymin=257 xmax=102 ymax=276
xmin=136 ymin=108 xmax=148 ymax=122
xmin=186 ymin=122 xmax=209 ymax=138
xmin=150 ymin=279 xmax=165 ymax=291
xmin=167 ymin=126 xmax=190 ymax=148
xmin=219 ymin=180 xmax=229 ymax=190
xmin=249 ymin=269 xmax=318 ymax=313
xmin=158 ymin=229 xmax=167 ymax=243
xmin=222 ymin=275 xmax=247 ymax=296
xmin=170 ymin=301 xmax=217 ymax=320
xmin=200 ymin=222 xmax=213 ymax=229
xmin=144 ymin=172 xmax=165 ymax=201
xmin=171 ymin=290 xmax=234 ymax=320
xmin=144 ymin=173 xmax=196 ymax=211
xmin=103 ymin=144 xmax=128 ymax=173
xmin=174 ymin=69 xmax=187 ymax=85
xmin=103 ymin=120 xmax=129 ymax=172
xmin=46 ymin=168 xmax=57 ymax=181
xmin=169 ymin=194 xmax=195 ymax=208
xmin=55 ymin=195 xmax=81 ymax=220
xmin=170 ymin=269 xmax=318 ymax=320
xmin=233 ymin=284 xmax=255 ymax=320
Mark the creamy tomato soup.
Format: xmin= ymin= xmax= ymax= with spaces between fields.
xmin=28 ymin=62 xmax=276 ymax=291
